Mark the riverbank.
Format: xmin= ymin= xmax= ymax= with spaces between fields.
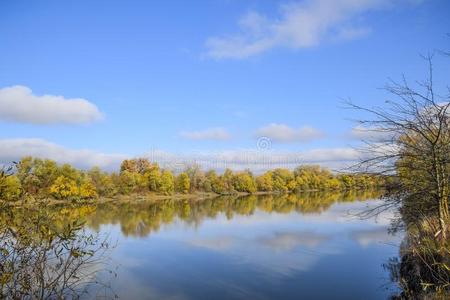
xmin=1 ymin=188 xmax=384 ymax=208
xmin=1 ymin=191 xmax=284 ymax=207
xmin=389 ymin=216 xmax=450 ymax=299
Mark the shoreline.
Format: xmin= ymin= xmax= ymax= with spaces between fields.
xmin=1 ymin=188 xmax=384 ymax=208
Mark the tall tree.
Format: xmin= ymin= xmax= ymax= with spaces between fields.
xmin=348 ymin=55 xmax=449 ymax=240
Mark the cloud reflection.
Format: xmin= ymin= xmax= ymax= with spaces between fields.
xmin=258 ymin=231 xmax=330 ymax=251
xmin=351 ymin=227 xmax=400 ymax=248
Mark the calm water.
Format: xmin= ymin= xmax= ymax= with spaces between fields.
xmin=80 ymin=192 xmax=401 ymax=299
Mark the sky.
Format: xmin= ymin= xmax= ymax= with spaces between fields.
xmin=0 ymin=0 xmax=449 ymax=172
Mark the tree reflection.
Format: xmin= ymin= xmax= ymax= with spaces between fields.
xmin=76 ymin=190 xmax=382 ymax=238
xmin=0 ymin=204 xmax=115 ymax=299
xmin=0 ymin=190 xmax=382 ymax=298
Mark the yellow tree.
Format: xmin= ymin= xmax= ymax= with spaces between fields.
xmin=145 ymin=164 xmax=161 ymax=192
xmin=50 ymin=176 xmax=79 ymax=200
xmin=159 ymin=170 xmax=174 ymax=195
xmin=175 ymin=173 xmax=190 ymax=194
xmin=79 ymin=179 xmax=98 ymax=199
xmin=232 ymin=172 xmax=256 ymax=193
xmin=256 ymin=172 xmax=274 ymax=192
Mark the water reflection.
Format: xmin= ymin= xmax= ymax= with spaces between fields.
xmin=259 ymin=231 xmax=330 ymax=250
xmin=2 ymin=190 xmax=401 ymax=299
xmin=81 ymin=190 xmax=383 ymax=238
xmin=83 ymin=190 xmax=398 ymax=300
xmin=351 ymin=227 xmax=400 ymax=248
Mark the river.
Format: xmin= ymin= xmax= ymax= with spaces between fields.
xmin=72 ymin=191 xmax=402 ymax=299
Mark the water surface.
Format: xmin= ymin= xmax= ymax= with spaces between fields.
xmin=80 ymin=191 xmax=402 ymax=299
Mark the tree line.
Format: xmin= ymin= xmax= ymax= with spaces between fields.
xmin=0 ymin=156 xmax=385 ymax=202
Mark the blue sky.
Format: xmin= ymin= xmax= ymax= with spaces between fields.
xmin=0 ymin=0 xmax=449 ymax=171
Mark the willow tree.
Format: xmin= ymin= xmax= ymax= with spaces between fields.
xmin=348 ymin=55 xmax=449 ymax=240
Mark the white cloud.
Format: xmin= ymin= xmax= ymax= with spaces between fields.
xmin=0 ymin=85 xmax=103 ymax=124
xmin=256 ymin=123 xmax=324 ymax=143
xmin=146 ymin=147 xmax=360 ymax=173
xmin=179 ymin=127 xmax=231 ymax=141
xmin=349 ymin=125 xmax=395 ymax=142
xmin=205 ymin=0 xmax=420 ymax=59
xmin=0 ymin=138 xmax=361 ymax=173
xmin=0 ymin=138 xmax=126 ymax=170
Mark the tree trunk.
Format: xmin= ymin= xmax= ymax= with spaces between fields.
xmin=438 ymin=194 xmax=448 ymax=241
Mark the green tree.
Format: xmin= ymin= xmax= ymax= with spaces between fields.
xmin=232 ymin=172 xmax=257 ymax=193
xmin=159 ymin=170 xmax=174 ymax=195
xmin=205 ymin=170 xmax=225 ymax=194
xmin=117 ymin=170 xmax=140 ymax=194
xmin=175 ymin=173 xmax=190 ymax=194
xmin=88 ymin=167 xmax=117 ymax=197
xmin=222 ymin=169 xmax=235 ymax=193
xmin=58 ymin=163 xmax=81 ymax=183
xmin=338 ymin=174 xmax=354 ymax=190
xmin=145 ymin=164 xmax=161 ymax=192
xmin=16 ymin=157 xmax=59 ymax=197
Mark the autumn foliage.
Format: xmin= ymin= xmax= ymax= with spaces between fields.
xmin=0 ymin=157 xmax=384 ymax=202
